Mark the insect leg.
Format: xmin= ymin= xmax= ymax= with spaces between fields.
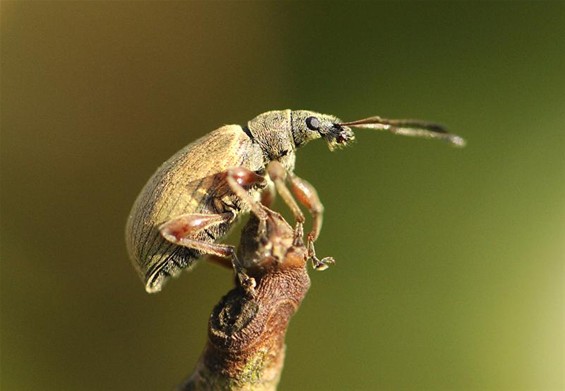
xmin=259 ymin=179 xmax=276 ymax=208
xmin=159 ymin=213 xmax=255 ymax=290
xmin=159 ymin=213 xmax=234 ymax=255
xmin=266 ymin=161 xmax=334 ymax=270
xmin=200 ymin=167 xmax=283 ymax=277
xmin=288 ymin=174 xmax=323 ymax=243
xmin=266 ymin=161 xmax=305 ymax=244
xmin=225 ymin=167 xmax=269 ymax=221
xmin=200 ymin=167 xmax=270 ymax=270
xmin=288 ymin=173 xmax=335 ymax=271
xmin=225 ymin=166 xmax=270 ymax=240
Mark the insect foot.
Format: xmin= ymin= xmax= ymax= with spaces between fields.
xmin=311 ymin=256 xmax=336 ymax=271
xmin=307 ymin=240 xmax=336 ymax=271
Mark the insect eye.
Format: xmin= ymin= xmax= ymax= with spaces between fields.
xmin=305 ymin=116 xmax=320 ymax=131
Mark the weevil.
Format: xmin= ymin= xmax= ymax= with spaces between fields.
xmin=126 ymin=109 xmax=465 ymax=293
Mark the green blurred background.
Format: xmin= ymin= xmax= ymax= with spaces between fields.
xmin=2 ymin=2 xmax=563 ymax=390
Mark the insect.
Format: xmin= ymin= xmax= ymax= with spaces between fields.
xmin=126 ymin=109 xmax=465 ymax=293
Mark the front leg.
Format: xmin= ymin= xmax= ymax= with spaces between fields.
xmin=266 ymin=161 xmax=335 ymax=270
xmin=288 ymin=173 xmax=335 ymax=271
xmin=288 ymin=173 xmax=323 ymax=243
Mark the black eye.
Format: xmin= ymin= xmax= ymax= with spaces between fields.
xmin=306 ymin=116 xmax=320 ymax=131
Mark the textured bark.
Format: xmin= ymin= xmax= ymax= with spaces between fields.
xmin=177 ymin=209 xmax=311 ymax=391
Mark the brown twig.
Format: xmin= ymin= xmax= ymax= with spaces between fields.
xmin=177 ymin=207 xmax=311 ymax=391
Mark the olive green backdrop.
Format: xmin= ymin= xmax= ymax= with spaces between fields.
xmin=2 ymin=2 xmax=563 ymax=390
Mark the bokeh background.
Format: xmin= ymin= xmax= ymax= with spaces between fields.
xmin=2 ymin=2 xmax=563 ymax=390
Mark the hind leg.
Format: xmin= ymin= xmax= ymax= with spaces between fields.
xmin=159 ymin=167 xmax=267 ymax=290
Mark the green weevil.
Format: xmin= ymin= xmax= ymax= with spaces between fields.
xmin=125 ymin=109 xmax=465 ymax=293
